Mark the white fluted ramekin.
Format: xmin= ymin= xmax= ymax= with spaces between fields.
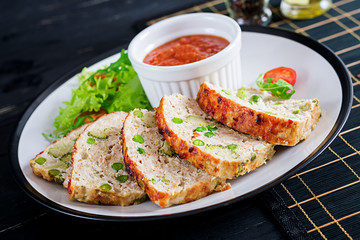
xmin=128 ymin=13 xmax=242 ymax=107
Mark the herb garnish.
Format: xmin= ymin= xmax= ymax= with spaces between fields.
xmin=256 ymin=73 xmax=295 ymax=99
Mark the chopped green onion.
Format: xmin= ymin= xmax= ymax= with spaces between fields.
xmin=171 ymin=118 xmax=183 ymax=124
xmin=157 ymin=176 xmax=170 ymax=185
xmin=204 ymin=132 xmax=216 ymax=138
xmin=237 ymin=87 xmax=247 ymax=100
xmin=207 ymin=125 xmax=218 ymax=131
xmin=35 ymin=157 xmax=47 ymax=165
xmin=249 ymin=94 xmax=263 ymax=104
xmin=264 ymin=111 xmax=275 ymax=115
xmin=48 ymin=169 xmax=60 ymax=176
xmin=133 ymin=134 xmax=144 ymax=144
xmin=251 ymin=152 xmax=257 ymax=161
xmin=137 ymin=147 xmax=145 ymax=154
xmin=195 ymin=126 xmax=207 ymax=132
xmin=226 ymin=144 xmax=238 ymax=150
xmin=300 ymin=104 xmax=310 ymax=111
xmin=236 ymin=163 xmax=245 ymax=177
xmin=222 ymin=90 xmax=231 ymax=95
xmin=111 ymin=162 xmax=124 ymax=171
xmin=87 ymin=138 xmax=95 ymax=144
xmin=54 ymin=175 xmax=64 ymax=184
xmin=99 ymin=183 xmax=112 ymax=191
xmin=193 ymin=139 xmax=205 ymax=146
xmin=116 ymin=175 xmax=128 ymax=183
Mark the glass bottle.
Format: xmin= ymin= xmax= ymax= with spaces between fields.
xmin=226 ymin=0 xmax=272 ymax=26
xmin=280 ymin=0 xmax=332 ymax=20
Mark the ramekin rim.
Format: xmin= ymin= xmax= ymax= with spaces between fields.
xmin=128 ymin=12 xmax=241 ymax=73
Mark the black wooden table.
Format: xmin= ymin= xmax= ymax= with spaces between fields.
xmin=2 ymin=0 xmax=359 ymax=239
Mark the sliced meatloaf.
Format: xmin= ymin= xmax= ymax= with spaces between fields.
xmin=196 ymin=82 xmax=321 ymax=146
xmin=30 ymin=124 xmax=88 ymax=188
xmin=122 ymin=109 xmax=230 ymax=207
xmin=156 ymin=94 xmax=276 ymax=179
xmin=68 ymin=112 xmax=146 ymax=206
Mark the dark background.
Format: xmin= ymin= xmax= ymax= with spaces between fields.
xmin=1 ymin=0 xmax=289 ymax=239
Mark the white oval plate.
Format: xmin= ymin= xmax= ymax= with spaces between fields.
xmin=10 ymin=26 xmax=352 ymax=221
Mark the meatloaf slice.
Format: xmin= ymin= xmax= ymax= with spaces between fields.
xmin=196 ymin=82 xmax=321 ymax=146
xmin=123 ymin=109 xmax=230 ymax=207
xmin=30 ymin=123 xmax=89 ymax=188
xmin=68 ymin=112 xmax=146 ymax=206
xmin=156 ymin=94 xmax=276 ymax=179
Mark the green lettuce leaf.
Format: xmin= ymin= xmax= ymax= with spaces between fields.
xmin=47 ymin=50 xmax=151 ymax=139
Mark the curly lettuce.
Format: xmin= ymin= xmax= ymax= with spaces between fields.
xmin=44 ymin=50 xmax=152 ymax=140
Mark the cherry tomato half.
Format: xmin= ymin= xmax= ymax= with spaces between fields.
xmin=263 ymin=67 xmax=296 ymax=86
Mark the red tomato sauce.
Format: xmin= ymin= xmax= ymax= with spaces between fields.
xmin=143 ymin=34 xmax=230 ymax=66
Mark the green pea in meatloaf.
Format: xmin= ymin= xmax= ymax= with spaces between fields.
xmin=155 ymin=94 xmax=276 ymax=179
xmin=196 ymin=82 xmax=321 ymax=146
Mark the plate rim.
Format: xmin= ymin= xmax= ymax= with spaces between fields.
xmin=9 ymin=25 xmax=353 ymax=221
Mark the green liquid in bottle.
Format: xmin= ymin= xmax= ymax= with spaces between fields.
xmin=280 ymin=0 xmax=332 ymax=20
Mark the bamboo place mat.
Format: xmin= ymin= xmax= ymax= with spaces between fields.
xmin=139 ymin=0 xmax=360 ymax=239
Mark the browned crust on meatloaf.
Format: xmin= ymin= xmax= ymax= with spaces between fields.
xmin=196 ymin=82 xmax=320 ymax=146
xmin=156 ymin=97 xmax=243 ymax=179
xmin=122 ymin=112 xmax=230 ymax=207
